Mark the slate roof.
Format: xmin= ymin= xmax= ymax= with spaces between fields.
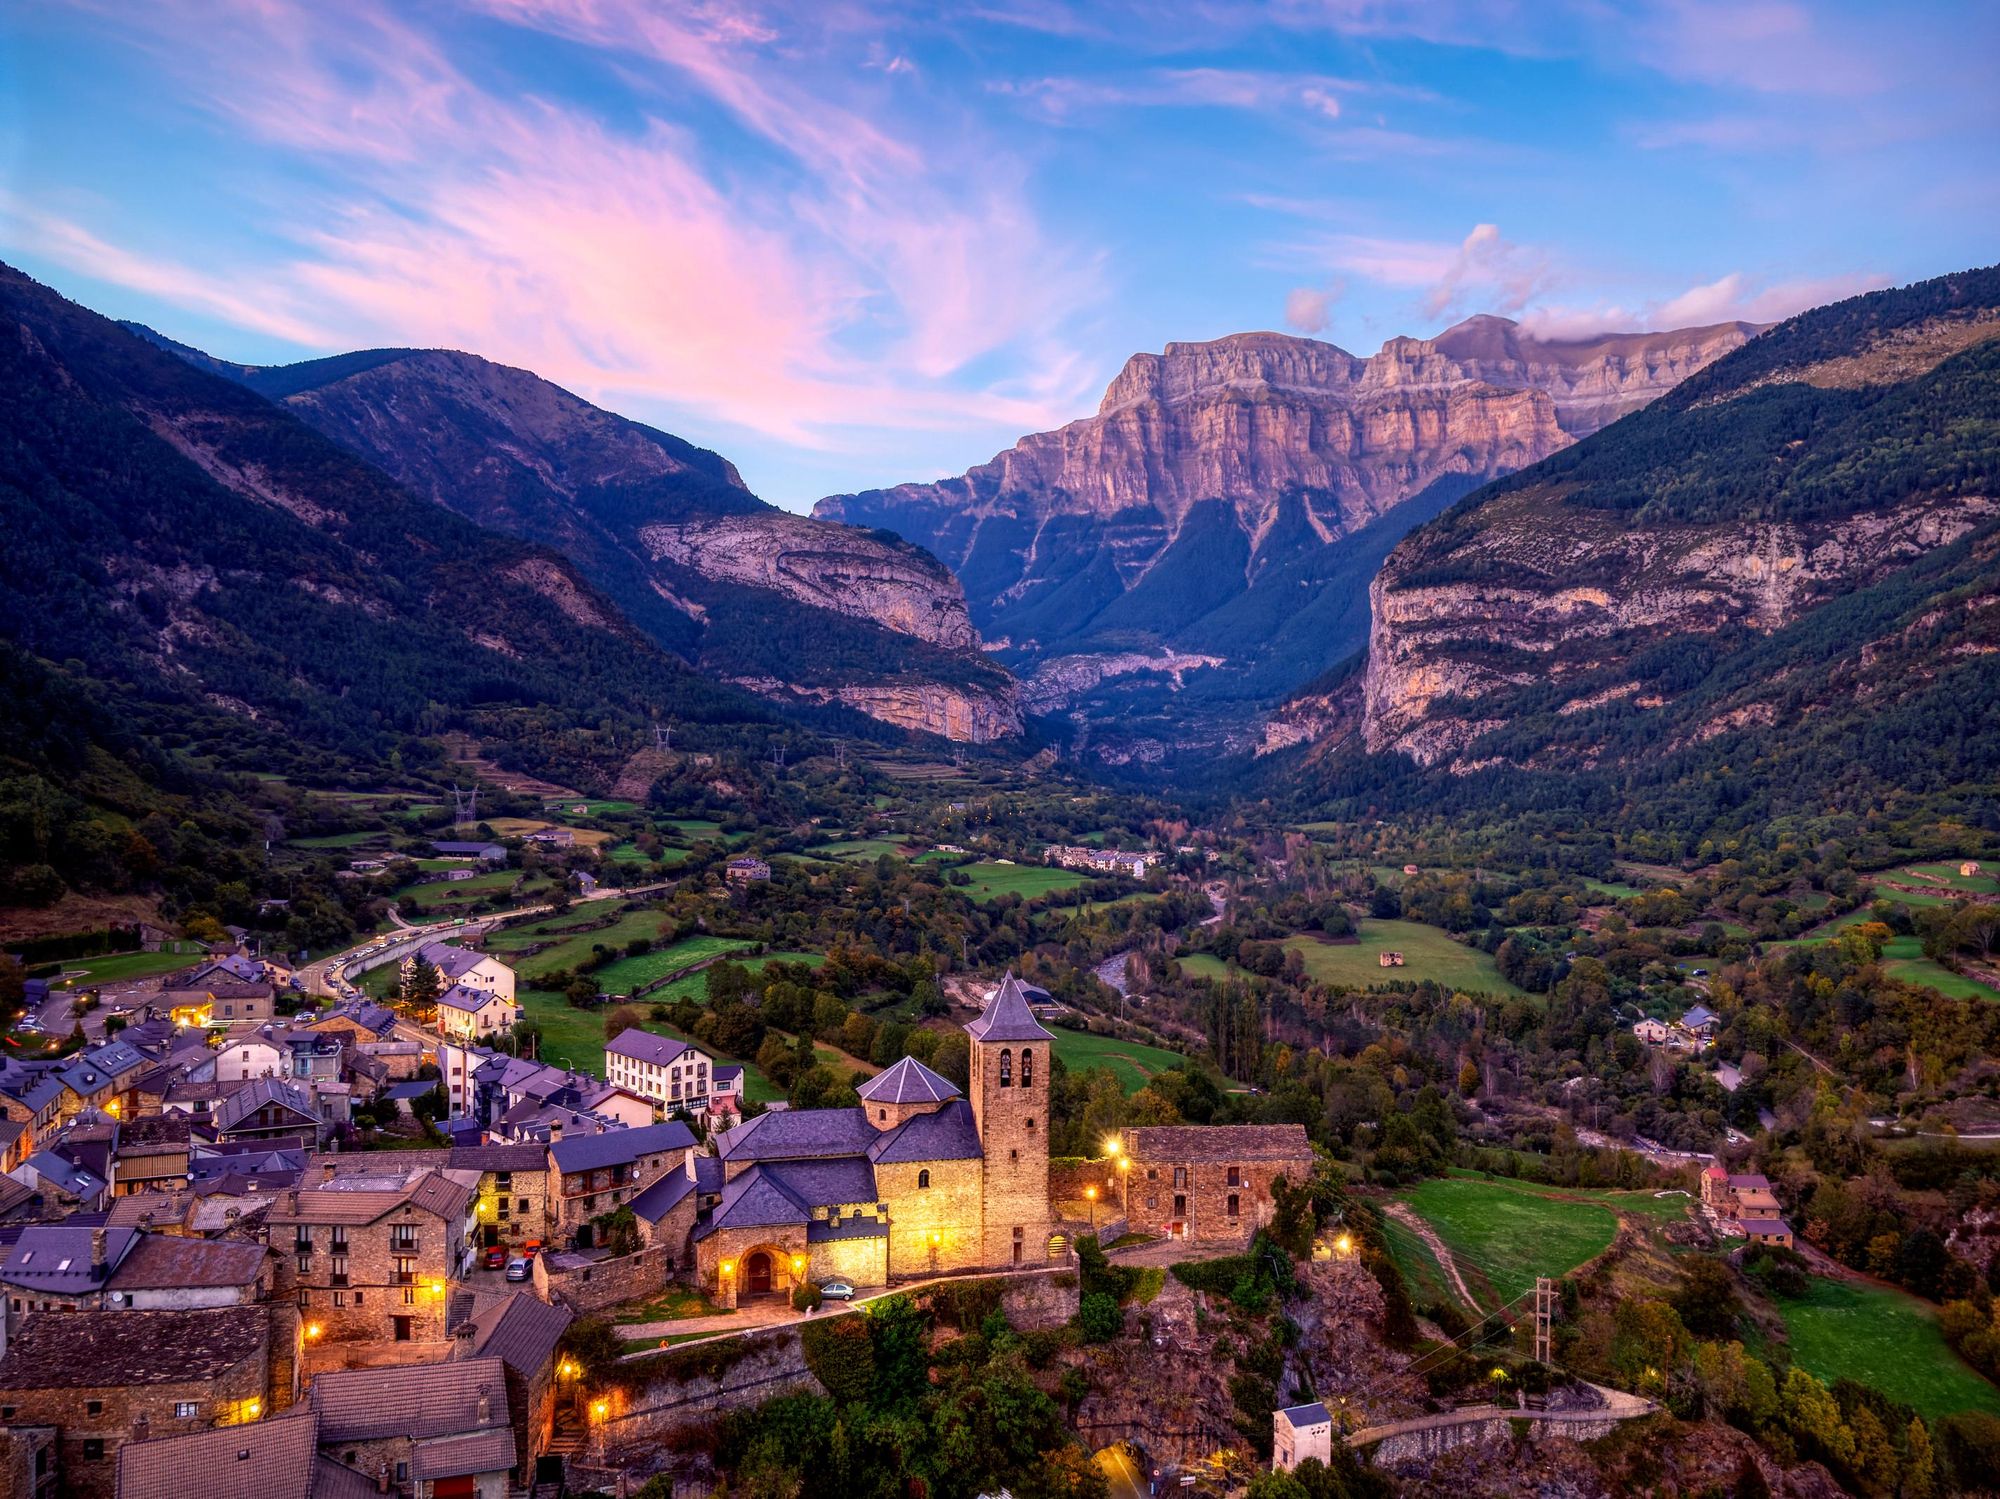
xmin=964 ymin=971 xmax=1056 ymax=1043
xmin=433 ymin=841 xmax=506 ymax=860
xmin=629 ymin=1168 xmax=696 ymax=1224
xmin=867 ymin=1097 xmax=983 ymax=1165
xmin=448 ymin=1143 xmax=547 ymax=1173
xmin=1122 ymin=1123 xmax=1313 ymax=1163
xmin=417 ymin=942 xmax=494 ymax=982
xmin=857 ymin=1055 xmax=959 ymax=1106
xmin=766 ymin=1158 xmax=880 ymax=1209
xmin=412 ymin=1426 xmax=519 ymax=1480
xmin=0 ymin=1306 xmax=267 ymax=1388
xmin=1727 ymin=1173 xmax=1773 ymax=1190
xmin=264 ymin=1170 xmax=473 ymax=1227
xmin=117 ymin=1111 xmax=198 ymax=1149
xmin=699 ymin=1167 xmax=812 ymax=1235
xmin=807 ymin=1214 xmax=888 ymax=1242
xmin=214 ymin=1077 xmax=321 ymax=1133
xmin=116 ymin=1410 xmax=321 ymax=1499
xmin=1278 ymin=1402 xmax=1332 ymax=1427
xmin=713 ymin=1064 xmax=743 ymax=1085
xmin=1740 ymin=1217 xmax=1791 ymax=1235
xmin=439 ymin=982 xmax=506 ymax=1013
xmin=605 ymin=1029 xmax=704 ymax=1066
xmin=0 ymin=1222 xmax=138 ymax=1291
xmin=20 ymin=1149 xmax=105 ymax=1199
xmin=1682 ymin=1005 xmax=1719 ymax=1028
xmin=108 ymin=1233 xmax=267 ymax=1290
xmin=308 ymin=1001 xmax=400 ymax=1038
xmin=465 ymin=1290 xmax=573 ymax=1379
xmin=386 ymin=1080 xmax=443 ymax=1101
xmin=311 ymin=1356 xmax=512 ymax=1442
xmin=548 ymin=1121 xmax=695 ymax=1174
xmin=714 ymin=1106 xmax=879 ymax=1164
xmin=0 ymin=1062 xmax=63 ymax=1113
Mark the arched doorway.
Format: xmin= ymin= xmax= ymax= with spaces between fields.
xmin=747 ymin=1250 xmax=773 ymax=1295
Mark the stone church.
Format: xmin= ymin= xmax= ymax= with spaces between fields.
xmin=685 ymin=973 xmax=1057 ymax=1302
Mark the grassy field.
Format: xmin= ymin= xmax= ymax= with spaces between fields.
xmin=1895 ymin=861 xmax=1999 ymax=895
xmin=590 ymin=936 xmax=758 ymax=995
xmin=1780 ymin=1277 xmax=2000 ymax=1420
xmin=514 ymin=991 xmax=779 ymax=1102
xmin=1176 ymin=953 xmax=1231 ymax=981
xmin=808 ymin=837 xmax=907 ymax=862
xmin=958 ymin=861 xmax=1087 ymax=902
xmin=1581 ymin=877 xmax=1644 ymax=899
xmin=1284 ymin=919 xmax=1527 ymax=996
xmin=1773 ymin=911 xmax=2000 ymax=1003
xmin=57 ymin=945 xmax=208 ymax=985
xmin=1045 ymin=1027 xmax=1189 ymax=1093
xmin=542 ymin=799 xmax=638 ymax=816
xmin=399 ymin=870 xmax=533 ymax=910
xmin=288 ymin=830 xmax=386 ymax=849
xmin=1392 ymin=1177 xmax=1623 ymax=1307
xmin=606 ymin=842 xmax=691 ymax=868
xmin=500 ymin=909 xmax=671 ymax=981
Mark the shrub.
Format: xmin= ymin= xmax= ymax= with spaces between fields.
xmin=1077 ymin=1291 xmax=1123 ymax=1342
xmin=800 ymin=1315 xmax=874 ymax=1404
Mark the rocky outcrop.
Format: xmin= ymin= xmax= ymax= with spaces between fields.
xmin=1361 ymin=492 xmax=2000 ymax=766
xmin=1018 ymin=649 xmax=1224 ymax=715
xmin=818 ymin=316 xmax=1756 ymax=753
xmin=640 ymin=513 xmax=975 ymax=648
xmin=725 ymin=677 xmax=1023 ymax=744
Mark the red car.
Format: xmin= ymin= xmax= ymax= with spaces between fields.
xmin=484 ymin=1246 xmax=507 ymax=1270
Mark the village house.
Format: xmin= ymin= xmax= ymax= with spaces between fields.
xmin=547 ymin=1120 xmax=697 ymax=1245
xmin=436 ymin=981 xmax=521 ymax=1043
xmin=1702 ymin=1165 xmax=1792 ymax=1245
xmin=1378 ymin=951 xmax=1405 ymax=968
xmin=264 ymin=1172 xmax=477 ymax=1351
xmin=309 ymin=1358 xmax=518 ymax=1499
xmin=1 ymin=1224 xmax=139 ymax=1324
xmin=1042 ymin=844 xmax=1161 ymax=877
xmin=431 ymin=841 xmax=507 ymax=863
xmin=0 ymin=1062 xmax=65 ymax=1155
xmin=101 ymin=1234 xmax=270 ymax=1312
xmin=1118 ymin=1123 xmax=1316 ymax=1249
xmin=603 ymin=1030 xmax=741 ymax=1115
xmin=1272 ymin=1401 xmax=1334 ymax=1472
xmin=725 ymin=855 xmax=771 ymax=883
xmin=1676 ymin=1005 xmax=1720 ymax=1049
xmin=163 ymin=959 xmax=276 ymax=1027
xmin=212 ymin=1077 xmax=325 ymax=1147
xmin=110 ymin=1111 xmax=200 ymax=1194
xmin=1962 ymin=861 xmax=1982 ymax=878
xmin=405 ymin=942 xmax=517 ymax=1008
xmin=1632 ymin=1018 xmax=1670 ymax=1045
xmin=0 ymin=1306 xmax=272 ymax=1499
xmin=454 ymin=1291 xmax=574 ymax=1482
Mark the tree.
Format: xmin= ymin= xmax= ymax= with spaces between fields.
xmin=402 ymin=957 xmax=442 ymax=1009
xmin=1904 ymin=1415 xmax=1935 ymax=1499
xmin=1077 ymin=1292 xmax=1121 ymax=1342
xmin=1671 ymin=1257 xmax=1742 ymax=1340
xmin=1781 ymin=1367 xmax=1855 ymax=1470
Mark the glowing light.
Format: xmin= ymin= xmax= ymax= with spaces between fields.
xmin=1084 ymin=1186 xmax=1097 ymax=1201
xmin=1491 ymin=1367 xmax=1507 ymax=1381
xmin=790 ymin=1255 xmax=805 ymax=1274
xmin=1117 ymin=1159 xmax=1130 ymax=1173
xmin=1102 ymin=1137 xmax=1122 ymax=1157
xmin=1334 ymin=1233 xmax=1354 ymax=1257
xmin=430 ymin=1282 xmax=445 ymax=1296
xmin=306 ymin=1323 xmax=322 ymax=1339
xmin=721 ymin=1260 xmax=735 ymax=1276
xmin=929 ymin=1231 xmax=940 ymax=1246
xmin=559 ymin=1360 xmax=578 ymax=1380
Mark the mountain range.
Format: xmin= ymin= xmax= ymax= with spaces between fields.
xmin=816 ymin=315 xmax=1760 ymax=759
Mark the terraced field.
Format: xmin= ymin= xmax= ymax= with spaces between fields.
xmin=1780 ymin=1278 xmax=2000 ymax=1420
xmin=1045 ymin=1028 xmax=1189 ymax=1094
xmin=1384 ymin=1177 xmax=1651 ymax=1309
xmin=590 ymin=936 xmax=757 ymax=995
xmin=1283 ymin=919 xmax=1525 ymax=996
xmin=958 ymin=862 xmax=1087 ymax=902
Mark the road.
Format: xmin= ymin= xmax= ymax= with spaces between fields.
xmin=1092 ymin=1442 xmax=1147 ymax=1499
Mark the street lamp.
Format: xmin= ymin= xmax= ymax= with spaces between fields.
xmin=1334 ymin=1232 xmax=1354 ymax=1258
xmin=1084 ymin=1185 xmax=1098 ymax=1232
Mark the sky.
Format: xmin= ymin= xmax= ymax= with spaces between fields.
xmin=2 ymin=2 xmax=1996 ymax=510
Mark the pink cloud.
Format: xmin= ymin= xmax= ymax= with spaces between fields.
xmin=27 ymin=0 xmax=1100 ymax=453
xmin=1652 ymin=270 xmax=1892 ymax=327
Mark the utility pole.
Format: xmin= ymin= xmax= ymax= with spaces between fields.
xmin=771 ymin=744 xmax=786 ymax=772
xmin=1534 ymin=1276 xmax=1554 ymax=1367
xmin=655 ymin=722 xmax=673 ymax=753
xmin=451 ymin=784 xmax=478 ymax=831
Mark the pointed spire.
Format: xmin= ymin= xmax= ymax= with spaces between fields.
xmin=965 ymin=971 xmax=1056 ymax=1043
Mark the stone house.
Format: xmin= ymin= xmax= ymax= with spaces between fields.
xmin=0 ymin=1306 xmax=271 ymax=1499
xmin=114 ymin=1409 xmax=373 ymax=1499
xmin=406 ymin=943 xmax=517 ymax=1008
xmin=436 ymin=983 xmax=520 ymax=1044
xmin=104 ymin=1234 xmax=271 ymax=1313
xmin=1632 ymin=1018 xmax=1670 ymax=1045
xmin=724 ymin=855 xmax=771 ymax=883
xmin=1273 ymin=1401 xmax=1334 ymax=1471
xmin=456 ymin=1291 xmax=574 ymax=1481
xmin=1378 ymin=951 xmax=1405 ymax=967
xmin=1118 ymin=1122 xmax=1315 ymax=1248
xmin=1 ymin=1224 xmax=139 ymax=1324
xmin=448 ymin=1144 xmax=551 ymax=1250
xmin=547 ymin=1121 xmax=697 ymax=1245
xmin=212 ymin=1078 xmax=324 ymax=1147
xmin=0 ymin=1063 xmax=65 ymax=1155
xmin=162 ymin=975 xmax=275 ymax=1028
xmin=264 ymin=1173 xmax=477 ymax=1349
xmin=111 ymin=1112 xmax=200 ymax=1195
xmin=310 ymin=1357 xmax=517 ymax=1499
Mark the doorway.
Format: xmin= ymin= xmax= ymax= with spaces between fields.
xmin=747 ymin=1251 xmax=772 ymax=1295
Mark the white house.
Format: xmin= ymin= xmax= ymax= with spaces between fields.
xmin=1632 ymin=1018 xmax=1670 ymax=1045
xmin=215 ymin=1033 xmax=287 ymax=1082
xmin=1273 ymin=1403 xmax=1334 ymax=1472
xmin=436 ymin=981 xmax=521 ymax=1043
xmin=408 ymin=940 xmax=517 ymax=1005
xmin=604 ymin=1029 xmax=736 ymax=1114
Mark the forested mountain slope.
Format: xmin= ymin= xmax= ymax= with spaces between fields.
xmin=127 ymin=331 xmax=1020 ymax=743
xmin=1266 ymin=266 xmax=2000 ymax=857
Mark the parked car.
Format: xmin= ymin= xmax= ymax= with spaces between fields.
xmin=521 ymin=1240 xmax=543 ymax=1259
xmin=505 ymin=1258 xmax=532 ymax=1282
xmin=820 ymin=1280 xmax=856 ymax=1302
xmin=484 ymin=1246 xmax=507 ymax=1270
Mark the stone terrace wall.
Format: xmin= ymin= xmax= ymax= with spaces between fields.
xmin=536 ymin=1245 xmax=674 ymax=1315
xmin=599 ymin=1325 xmax=816 ymax=1458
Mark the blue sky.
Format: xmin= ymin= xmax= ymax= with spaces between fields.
xmin=3 ymin=1 xmax=1995 ymax=509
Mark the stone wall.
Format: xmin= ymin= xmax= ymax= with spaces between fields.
xmin=537 ymin=1244 xmax=675 ymax=1315
xmin=1050 ymin=1157 xmax=1122 ymax=1213
xmin=874 ymin=1157 xmax=985 ymax=1279
xmin=970 ymin=1034 xmax=1052 ymax=1268
xmin=598 ymin=1325 xmax=817 ymax=1459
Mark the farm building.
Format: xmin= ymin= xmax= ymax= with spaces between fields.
xmin=1378 ymin=951 xmax=1405 ymax=968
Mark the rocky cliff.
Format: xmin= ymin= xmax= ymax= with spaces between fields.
xmin=1288 ymin=266 xmax=2000 ymax=789
xmin=818 ymin=317 xmax=1756 ymax=755
xmin=129 ymin=334 xmax=1018 ymax=742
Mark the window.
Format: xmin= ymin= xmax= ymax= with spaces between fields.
xmin=1226 ymin=1167 xmax=1241 ymax=1188
xmin=390 ymin=1225 xmax=417 ymax=1251
xmin=330 ymin=1227 xmax=347 ymax=1250
xmin=1025 ymin=1117 xmax=1035 ymax=1131
xmin=1173 ymin=1167 xmax=1187 ymax=1189
xmin=332 ymin=1291 xmax=346 ymax=1307
xmin=403 ymin=1288 xmax=416 ymax=1306
xmin=917 ymin=1169 xmax=930 ymax=1189
xmin=353 ymin=1292 xmax=364 ymax=1305
xmin=518 ymin=1198 xmax=529 ymax=1215
xmin=174 ymin=1402 xmax=199 ymax=1419
xmin=1227 ymin=1194 xmax=1240 ymax=1218
xmin=998 ymin=1048 xmax=1012 ymax=1087
xmin=297 ymin=1288 xmax=309 ymax=1307
xmin=1145 ymin=1194 xmax=1158 ymax=1210
xmin=330 ymin=1255 xmax=349 ymax=1286
xmin=393 ymin=1256 xmax=416 ymax=1285
xmin=393 ymin=1316 xmax=414 ymax=1342
xmin=86 ymin=1401 xmax=103 ymax=1417
xmin=294 ymin=1228 xmax=312 ymax=1250
xmin=1020 ymin=1049 xmax=1033 ymax=1088
xmin=83 ymin=1440 xmax=104 ymax=1461
xmin=1173 ymin=1194 xmax=1187 ymax=1217
xmin=297 ymin=1254 xmax=312 ymax=1274
xmin=878 ymin=1109 xmax=887 ymax=1122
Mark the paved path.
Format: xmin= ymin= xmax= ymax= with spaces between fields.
xmin=1093 ymin=1442 xmax=1148 ymax=1499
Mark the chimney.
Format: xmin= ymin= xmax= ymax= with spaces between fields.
xmin=377 ymin=1461 xmax=391 ymax=1494
xmin=132 ymin=1411 xmax=150 ymax=1442
xmin=288 ymin=1189 xmax=301 ymax=1214
xmin=548 ymin=1121 xmax=562 ymax=1144
xmin=91 ymin=1228 xmax=108 ymax=1274
xmin=476 ymin=1385 xmax=492 ymax=1426
xmin=322 ymin=1161 xmax=337 ymax=1182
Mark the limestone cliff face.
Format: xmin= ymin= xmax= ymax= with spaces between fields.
xmin=146 ymin=340 xmax=1019 ymax=742
xmin=816 ymin=316 xmax=1755 ymax=754
xmin=1361 ymin=491 xmax=2000 ymax=767
xmin=639 ymin=513 xmax=976 ymax=648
